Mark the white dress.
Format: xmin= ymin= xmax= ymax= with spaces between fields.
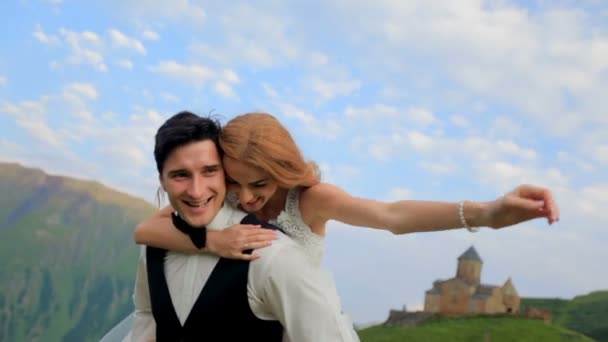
xmin=237 ymin=187 xmax=354 ymax=329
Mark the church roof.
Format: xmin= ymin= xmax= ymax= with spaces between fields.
xmin=458 ymin=246 xmax=483 ymax=263
xmin=502 ymin=277 xmax=519 ymax=295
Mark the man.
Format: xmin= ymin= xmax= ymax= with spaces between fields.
xmin=128 ymin=111 xmax=358 ymax=341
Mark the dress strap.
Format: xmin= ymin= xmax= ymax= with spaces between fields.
xmin=284 ymin=187 xmax=303 ymax=219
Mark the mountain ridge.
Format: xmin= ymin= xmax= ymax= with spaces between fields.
xmin=0 ymin=161 xmax=157 ymax=342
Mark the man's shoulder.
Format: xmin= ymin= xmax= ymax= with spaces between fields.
xmin=250 ymin=233 xmax=304 ymax=272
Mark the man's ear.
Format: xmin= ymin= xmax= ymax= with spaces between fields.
xmin=158 ymin=174 xmax=167 ymax=192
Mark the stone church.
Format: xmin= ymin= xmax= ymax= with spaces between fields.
xmin=423 ymin=246 xmax=520 ymax=315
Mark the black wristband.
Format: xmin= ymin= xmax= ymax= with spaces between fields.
xmin=171 ymin=212 xmax=207 ymax=249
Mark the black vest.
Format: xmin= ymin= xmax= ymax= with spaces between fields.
xmin=146 ymin=214 xmax=283 ymax=341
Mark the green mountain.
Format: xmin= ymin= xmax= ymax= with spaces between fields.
xmin=522 ymin=291 xmax=608 ymax=342
xmin=0 ymin=162 xmax=156 ymax=342
xmin=358 ymin=316 xmax=597 ymax=342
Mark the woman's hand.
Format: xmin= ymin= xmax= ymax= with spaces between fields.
xmin=206 ymin=224 xmax=279 ymax=260
xmin=483 ymin=184 xmax=560 ymax=229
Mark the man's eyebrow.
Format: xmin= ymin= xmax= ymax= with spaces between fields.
xmin=203 ymin=164 xmax=221 ymax=171
xmin=167 ymin=168 xmax=189 ymax=176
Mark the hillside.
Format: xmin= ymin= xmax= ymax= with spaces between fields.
xmin=0 ymin=162 xmax=157 ymax=342
xmin=522 ymin=291 xmax=608 ymax=342
xmin=358 ymin=316 xmax=597 ymax=342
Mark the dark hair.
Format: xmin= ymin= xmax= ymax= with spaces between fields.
xmin=154 ymin=111 xmax=223 ymax=175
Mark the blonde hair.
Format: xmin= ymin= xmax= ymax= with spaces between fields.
xmin=220 ymin=112 xmax=320 ymax=188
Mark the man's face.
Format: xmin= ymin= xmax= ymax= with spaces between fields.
xmin=160 ymin=140 xmax=226 ymax=227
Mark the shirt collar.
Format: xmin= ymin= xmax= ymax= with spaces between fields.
xmin=206 ymin=203 xmax=247 ymax=231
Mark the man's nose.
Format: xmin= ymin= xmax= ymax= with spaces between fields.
xmin=186 ymin=175 xmax=206 ymax=199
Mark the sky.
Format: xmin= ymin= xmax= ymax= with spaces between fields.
xmin=1 ymin=0 xmax=607 ymax=325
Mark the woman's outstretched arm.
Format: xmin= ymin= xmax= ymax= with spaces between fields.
xmin=302 ymin=183 xmax=559 ymax=234
xmin=134 ymin=205 xmax=278 ymax=260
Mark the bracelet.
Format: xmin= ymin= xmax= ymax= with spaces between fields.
xmin=459 ymin=201 xmax=479 ymax=233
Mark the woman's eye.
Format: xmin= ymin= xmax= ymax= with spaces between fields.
xmin=254 ymin=183 xmax=267 ymax=188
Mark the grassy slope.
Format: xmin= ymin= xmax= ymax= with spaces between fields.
xmin=358 ymin=316 xmax=597 ymax=342
xmin=522 ymin=291 xmax=608 ymax=342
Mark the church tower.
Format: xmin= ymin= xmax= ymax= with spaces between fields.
xmin=502 ymin=277 xmax=520 ymax=314
xmin=456 ymin=246 xmax=482 ymax=284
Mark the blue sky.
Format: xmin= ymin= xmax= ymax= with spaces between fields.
xmin=1 ymin=0 xmax=607 ymax=324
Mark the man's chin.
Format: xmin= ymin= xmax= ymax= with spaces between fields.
xmin=180 ymin=214 xmax=210 ymax=228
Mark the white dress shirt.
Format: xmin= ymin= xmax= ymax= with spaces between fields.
xmin=129 ymin=204 xmax=359 ymax=342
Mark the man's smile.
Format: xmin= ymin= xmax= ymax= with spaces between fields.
xmin=183 ymin=196 xmax=214 ymax=208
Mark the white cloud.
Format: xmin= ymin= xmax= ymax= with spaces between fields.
xmin=64 ymin=82 xmax=98 ymax=100
xmin=59 ymin=28 xmax=108 ymax=72
xmin=0 ymin=139 xmax=25 ymax=159
xmin=129 ymin=109 xmax=166 ymax=128
xmin=261 ymin=82 xmax=279 ymax=98
xmin=592 ymin=145 xmax=608 ymax=164
xmin=317 ymin=162 xmax=361 ymax=185
xmin=344 ymin=104 xmax=437 ymax=127
xmin=189 ymin=4 xmax=301 ymax=68
xmin=160 ymin=92 xmax=180 ymax=103
xmin=419 ymin=161 xmax=455 ymax=175
xmin=222 ymin=69 xmax=240 ymax=84
xmin=213 ymin=81 xmax=239 ymax=100
xmin=481 ymin=161 xmax=526 ymax=185
xmin=277 ymin=103 xmax=343 ymax=140
xmin=345 ymin=104 xmax=400 ymax=120
xmin=335 ymin=164 xmax=361 ymax=178
xmin=109 ymin=29 xmax=146 ymax=55
xmin=99 ymin=144 xmax=147 ymax=169
xmin=79 ymin=30 xmax=102 ymax=46
xmin=309 ymin=51 xmax=329 ymax=66
xmin=15 ymin=117 xmax=62 ymax=147
xmin=149 ymin=61 xmax=214 ymax=87
xmin=124 ymin=0 xmax=206 ymax=24
xmin=576 ymin=184 xmax=608 ymax=223
xmin=33 ymin=25 xmax=60 ymax=46
xmin=116 ymin=59 xmax=134 ymax=70
xmin=488 ymin=116 xmax=523 ymax=138
xmin=450 ymin=114 xmax=469 ymax=128
xmin=330 ymin=1 xmax=608 ymax=136
xmin=407 ymin=131 xmax=434 ymax=152
xmin=210 ymin=69 xmax=242 ymax=99
xmin=1 ymin=99 xmax=47 ymax=118
xmin=70 ymin=111 xmax=96 ymax=123
xmin=191 ymin=40 xmax=281 ymax=68
xmin=379 ymin=86 xmax=406 ymax=100
xmin=367 ymin=141 xmax=394 ymax=161
xmin=0 ymin=75 xmax=7 ymax=87
xmin=142 ymin=30 xmax=160 ymax=41
xmin=406 ymin=108 xmax=436 ymax=127
xmin=495 ymin=141 xmax=537 ymax=160
xmin=385 ymin=187 xmax=414 ymax=201
xmin=310 ymin=77 xmax=361 ymax=102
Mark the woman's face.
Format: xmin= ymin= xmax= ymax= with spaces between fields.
xmin=223 ymin=156 xmax=278 ymax=213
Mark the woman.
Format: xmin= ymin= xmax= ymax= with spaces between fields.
xmin=134 ymin=112 xmax=559 ymax=263
xmin=101 ymin=112 xmax=558 ymax=342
